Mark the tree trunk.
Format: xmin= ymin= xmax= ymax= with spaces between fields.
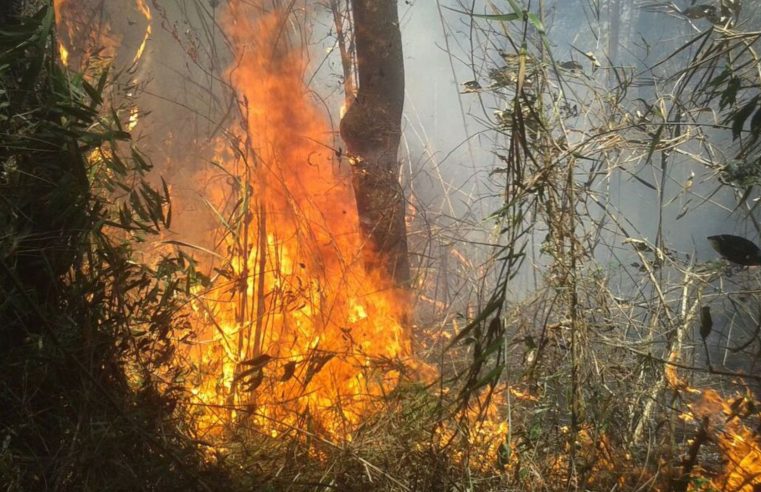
xmin=340 ymin=0 xmax=410 ymax=288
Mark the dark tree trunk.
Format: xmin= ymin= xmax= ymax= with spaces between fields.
xmin=340 ymin=0 xmax=410 ymax=288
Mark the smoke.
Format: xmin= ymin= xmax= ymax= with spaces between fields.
xmin=55 ymin=0 xmax=761 ymax=385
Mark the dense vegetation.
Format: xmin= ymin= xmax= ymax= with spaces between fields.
xmin=0 ymin=6 xmax=225 ymax=490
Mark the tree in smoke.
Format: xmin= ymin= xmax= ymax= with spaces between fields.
xmin=339 ymin=0 xmax=410 ymax=288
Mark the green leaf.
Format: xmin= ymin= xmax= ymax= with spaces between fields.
xmin=505 ymin=0 xmax=524 ymax=16
xmin=238 ymin=354 xmax=272 ymax=370
xmin=526 ymin=12 xmax=545 ymax=33
xmin=447 ymin=296 xmax=502 ymax=349
xmin=444 ymin=7 xmax=520 ymax=22
xmin=472 ymin=12 xmax=521 ymax=21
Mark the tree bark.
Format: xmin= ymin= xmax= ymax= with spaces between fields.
xmin=340 ymin=0 xmax=410 ymax=288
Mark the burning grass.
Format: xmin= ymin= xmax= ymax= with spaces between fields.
xmin=178 ymin=1 xmax=416 ymax=439
xmin=681 ymin=389 xmax=761 ymax=491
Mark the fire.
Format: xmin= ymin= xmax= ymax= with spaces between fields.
xmin=53 ymin=0 xmax=73 ymax=67
xmin=52 ymin=0 xmax=142 ymax=72
xmin=126 ymin=106 xmax=139 ymax=132
xmin=687 ymin=389 xmax=761 ymax=491
xmin=51 ymin=0 xmax=412 ymax=440
xmin=58 ymin=44 xmax=69 ymax=66
xmin=182 ymin=1 xmax=412 ymax=438
xmin=132 ymin=0 xmax=151 ymax=66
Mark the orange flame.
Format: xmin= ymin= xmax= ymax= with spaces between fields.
xmin=53 ymin=0 xmax=73 ymax=67
xmin=53 ymin=1 xmax=141 ymax=72
xmin=184 ymin=1 xmax=412 ymax=438
xmin=689 ymin=390 xmax=761 ymax=491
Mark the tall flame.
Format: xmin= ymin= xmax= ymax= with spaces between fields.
xmin=185 ymin=1 xmax=412 ymax=437
xmin=52 ymin=0 xmax=70 ymax=66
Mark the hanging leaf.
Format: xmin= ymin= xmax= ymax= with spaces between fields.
xmin=487 ymin=317 xmax=502 ymax=336
xmin=470 ymin=364 xmax=505 ymax=392
xmin=303 ymin=353 xmax=334 ymax=386
xmin=447 ymin=296 xmax=502 ymax=348
xmin=445 ymin=7 xmax=520 ymax=22
xmin=238 ymin=354 xmax=272 ymax=370
xmin=160 ymin=177 xmax=172 ymax=228
xmin=241 ymin=370 xmax=264 ymax=392
xmin=280 ymin=361 xmax=297 ymax=382
xmin=231 ymin=367 xmax=263 ymax=389
xmin=750 ymin=106 xmax=761 ymax=141
xmin=526 ymin=12 xmax=545 ymax=33
xmin=505 ymin=0 xmax=524 ymax=17
xmin=474 ymin=338 xmax=505 ymax=364
xmin=474 ymin=11 xmax=521 ymax=21
xmin=700 ymin=306 xmax=713 ymax=340
xmin=719 ymin=76 xmax=741 ymax=110
xmin=731 ymin=96 xmax=758 ymax=140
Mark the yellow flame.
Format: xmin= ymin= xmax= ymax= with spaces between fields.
xmin=132 ymin=0 xmax=152 ymax=66
xmin=127 ymin=107 xmax=139 ymax=131
xmin=53 ymin=0 xmax=69 ymax=66
xmin=59 ymin=44 xmax=70 ymax=66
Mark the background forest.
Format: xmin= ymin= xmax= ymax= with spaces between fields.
xmin=1 ymin=0 xmax=761 ymax=491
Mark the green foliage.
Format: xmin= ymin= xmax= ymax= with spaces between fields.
xmin=0 ymin=5 xmax=225 ymax=490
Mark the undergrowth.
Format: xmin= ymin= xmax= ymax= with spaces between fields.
xmin=0 ymin=6 xmax=226 ymax=491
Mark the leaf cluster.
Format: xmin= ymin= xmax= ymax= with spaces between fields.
xmin=0 ymin=6 xmax=226 ymax=490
